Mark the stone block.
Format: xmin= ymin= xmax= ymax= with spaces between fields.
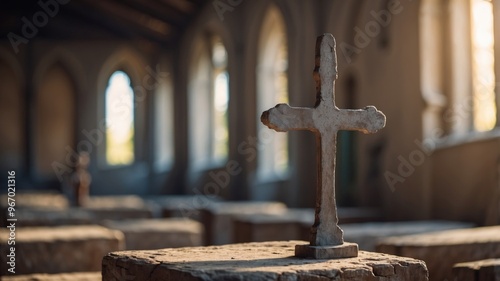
xmin=201 ymin=201 xmax=287 ymax=245
xmin=377 ymin=226 xmax=500 ymax=281
xmin=0 ymin=225 xmax=124 ymax=275
xmin=341 ymin=220 xmax=473 ymax=251
xmin=102 ymin=241 xmax=429 ymax=281
xmin=3 ymin=272 xmax=101 ymax=281
xmin=102 ymin=218 xmax=203 ymax=250
xmin=453 ymin=259 xmax=500 ymax=281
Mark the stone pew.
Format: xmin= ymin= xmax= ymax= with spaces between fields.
xmin=234 ymin=207 xmax=383 ymax=243
xmin=143 ymin=195 xmax=221 ymax=220
xmin=341 ymin=220 xmax=473 ymax=251
xmin=0 ymin=225 xmax=124 ymax=275
xmin=453 ymin=259 xmax=500 ymax=281
xmin=234 ymin=208 xmax=313 ymax=243
xmin=201 ymin=201 xmax=287 ymax=245
xmin=102 ymin=218 xmax=203 ymax=250
xmin=377 ymin=225 xmax=500 ymax=281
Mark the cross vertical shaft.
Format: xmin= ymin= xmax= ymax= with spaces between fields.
xmin=312 ymin=129 xmax=343 ymax=246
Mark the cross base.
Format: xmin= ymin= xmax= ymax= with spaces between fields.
xmin=295 ymin=242 xmax=359 ymax=259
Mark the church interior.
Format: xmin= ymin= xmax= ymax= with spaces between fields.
xmin=1 ymin=0 xmax=499 ymax=280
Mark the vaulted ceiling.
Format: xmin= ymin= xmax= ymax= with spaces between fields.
xmin=1 ymin=0 xmax=207 ymax=47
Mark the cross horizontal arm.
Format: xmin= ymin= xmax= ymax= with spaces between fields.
xmin=337 ymin=106 xmax=386 ymax=134
xmin=261 ymin=104 xmax=316 ymax=132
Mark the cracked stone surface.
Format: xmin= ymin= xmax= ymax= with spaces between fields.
xmin=102 ymin=241 xmax=428 ymax=281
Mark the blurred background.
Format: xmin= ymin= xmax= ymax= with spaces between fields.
xmin=1 ymin=0 xmax=499 ymax=226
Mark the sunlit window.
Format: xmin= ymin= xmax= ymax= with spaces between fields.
xmin=154 ymin=72 xmax=174 ymax=172
xmin=105 ymin=71 xmax=134 ymax=165
xmin=212 ymin=39 xmax=229 ymax=163
xmin=257 ymin=6 xmax=289 ymax=178
xmin=189 ymin=36 xmax=229 ymax=170
xmin=471 ymin=0 xmax=496 ymax=131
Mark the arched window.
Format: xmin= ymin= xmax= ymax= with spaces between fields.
xmin=471 ymin=0 xmax=496 ymax=131
xmin=423 ymin=0 xmax=497 ymax=136
xmin=154 ymin=69 xmax=174 ymax=172
xmin=257 ymin=5 xmax=289 ymax=178
xmin=105 ymin=71 xmax=135 ymax=165
xmin=189 ymin=36 xmax=229 ymax=170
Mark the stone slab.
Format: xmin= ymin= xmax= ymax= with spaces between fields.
xmin=338 ymin=220 xmax=473 ymax=251
xmin=0 ymin=225 xmax=124 ymax=275
xmin=3 ymin=272 xmax=101 ymax=281
xmin=377 ymin=226 xmax=500 ymax=281
xmin=102 ymin=241 xmax=429 ymax=281
xmin=102 ymin=218 xmax=203 ymax=250
xmin=201 ymin=201 xmax=287 ymax=245
xmin=453 ymin=259 xmax=500 ymax=281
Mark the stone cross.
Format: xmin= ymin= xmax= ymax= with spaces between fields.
xmin=261 ymin=34 xmax=386 ymax=259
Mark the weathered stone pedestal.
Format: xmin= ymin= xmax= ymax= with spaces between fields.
xmin=102 ymin=241 xmax=428 ymax=281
